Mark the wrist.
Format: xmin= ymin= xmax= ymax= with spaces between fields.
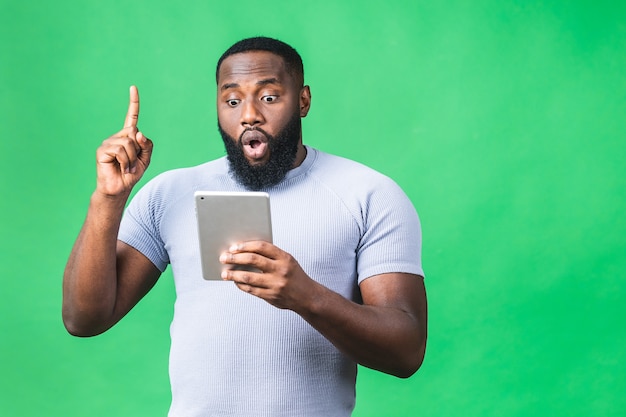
xmin=90 ymin=190 xmax=130 ymax=213
xmin=296 ymin=279 xmax=333 ymax=319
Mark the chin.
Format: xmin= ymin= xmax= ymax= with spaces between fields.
xmin=246 ymin=157 xmax=269 ymax=167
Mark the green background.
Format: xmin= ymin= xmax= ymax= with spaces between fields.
xmin=1 ymin=1 xmax=624 ymax=415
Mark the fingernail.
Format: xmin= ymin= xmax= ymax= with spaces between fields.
xmin=219 ymin=253 xmax=227 ymax=263
xmin=229 ymin=244 xmax=239 ymax=251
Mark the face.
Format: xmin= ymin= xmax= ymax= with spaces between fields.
xmin=217 ymin=51 xmax=311 ymax=189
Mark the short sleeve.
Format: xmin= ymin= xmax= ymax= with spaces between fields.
xmin=118 ymin=181 xmax=170 ymax=272
xmin=356 ymin=178 xmax=423 ymax=283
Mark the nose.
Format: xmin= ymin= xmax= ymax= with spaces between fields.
xmin=240 ymin=100 xmax=264 ymax=127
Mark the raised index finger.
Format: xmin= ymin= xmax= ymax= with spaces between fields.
xmin=123 ymin=85 xmax=140 ymax=128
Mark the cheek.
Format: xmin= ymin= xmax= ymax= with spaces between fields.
xmin=268 ymin=106 xmax=298 ymax=131
xmin=218 ymin=126 xmax=240 ymax=146
xmin=218 ymin=109 xmax=239 ymax=132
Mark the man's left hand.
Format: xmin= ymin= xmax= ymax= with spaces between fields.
xmin=219 ymin=241 xmax=315 ymax=310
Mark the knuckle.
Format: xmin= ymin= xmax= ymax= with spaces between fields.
xmin=102 ymin=136 xmax=131 ymax=148
xmin=100 ymin=138 xmax=117 ymax=149
xmin=287 ymin=256 xmax=299 ymax=268
xmin=274 ymin=278 xmax=287 ymax=291
xmin=120 ymin=135 xmax=135 ymax=145
xmin=276 ymin=264 xmax=289 ymax=277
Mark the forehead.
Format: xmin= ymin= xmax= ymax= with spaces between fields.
xmin=217 ymin=51 xmax=292 ymax=87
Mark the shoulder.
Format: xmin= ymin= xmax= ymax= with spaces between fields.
xmin=300 ymin=148 xmax=418 ymax=228
xmin=309 ymin=148 xmax=382 ymax=176
xmin=306 ymin=148 xmax=407 ymax=199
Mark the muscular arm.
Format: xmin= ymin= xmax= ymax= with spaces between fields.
xmin=298 ymin=272 xmax=427 ymax=378
xmin=62 ymin=86 xmax=159 ymax=336
xmin=62 ymin=195 xmax=161 ymax=336
xmin=220 ymin=242 xmax=427 ymax=378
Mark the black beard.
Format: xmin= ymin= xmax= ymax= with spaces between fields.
xmin=218 ymin=113 xmax=302 ymax=191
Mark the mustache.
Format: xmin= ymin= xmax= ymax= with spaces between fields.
xmin=239 ymin=127 xmax=271 ymax=143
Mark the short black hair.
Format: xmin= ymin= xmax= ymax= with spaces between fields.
xmin=216 ymin=36 xmax=304 ymax=86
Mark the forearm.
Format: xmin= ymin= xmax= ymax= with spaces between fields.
xmin=298 ymin=280 xmax=427 ymax=378
xmin=220 ymin=242 xmax=428 ymax=377
xmin=62 ymin=192 xmax=128 ymax=336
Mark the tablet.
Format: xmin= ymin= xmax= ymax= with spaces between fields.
xmin=194 ymin=191 xmax=273 ymax=280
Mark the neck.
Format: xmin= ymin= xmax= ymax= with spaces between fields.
xmin=292 ymin=142 xmax=307 ymax=168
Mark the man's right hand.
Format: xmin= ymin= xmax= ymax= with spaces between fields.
xmin=95 ymin=85 xmax=153 ymax=197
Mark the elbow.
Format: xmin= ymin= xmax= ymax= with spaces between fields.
xmin=62 ymin=315 xmax=94 ymax=337
xmin=395 ymin=349 xmax=426 ymax=379
xmin=63 ymin=319 xmax=104 ymax=338
xmin=390 ymin=338 xmax=427 ymax=379
xmin=62 ymin=308 xmax=106 ymax=337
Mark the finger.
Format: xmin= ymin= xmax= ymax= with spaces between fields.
xmin=123 ymin=85 xmax=140 ymax=129
xmin=219 ymin=251 xmax=267 ymax=269
xmin=221 ymin=269 xmax=269 ymax=289
xmin=228 ymin=240 xmax=277 ymax=257
xmin=100 ymin=145 xmax=132 ymax=173
xmin=134 ymin=131 xmax=153 ymax=164
xmin=136 ymin=131 xmax=153 ymax=150
xmin=99 ymin=138 xmax=139 ymax=173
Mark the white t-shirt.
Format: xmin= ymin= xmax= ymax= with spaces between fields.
xmin=119 ymin=146 xmax=423 ymax=417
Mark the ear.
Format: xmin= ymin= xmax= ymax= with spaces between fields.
xmin=299 ymin=85 xmax=311 ymax=117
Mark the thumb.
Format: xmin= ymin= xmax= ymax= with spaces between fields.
xmin=136 ymin=131 xmax=154 ymax=164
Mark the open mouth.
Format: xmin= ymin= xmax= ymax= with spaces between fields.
xmin=241 ymin=130 xmax=269 ymax=161
xmin=249 ymin=138 xmax=262 ymax=149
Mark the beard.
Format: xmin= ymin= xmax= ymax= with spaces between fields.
xmin=218 ymin=113 xmax=302 ymax=191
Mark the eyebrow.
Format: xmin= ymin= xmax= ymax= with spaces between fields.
xmin=257 ymin=78 xmax=281 ymax=86
xmin=220 ymin=78 xmax=282 ymax=91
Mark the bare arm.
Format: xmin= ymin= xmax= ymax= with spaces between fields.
xmin=220 ymin=241 xmax=427 ymax=378
xmin=298 ymin=272 xmax=427 ymax=378
xmin=62 ymin=86 xmax=160 ymax=336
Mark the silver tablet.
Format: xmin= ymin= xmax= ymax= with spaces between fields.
xmin=194 ymin=191 xmax=273 ymax=280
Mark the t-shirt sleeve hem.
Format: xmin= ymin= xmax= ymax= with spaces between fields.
xmin=118 ymin=229 xmax=169 ymax=273
xmin=357 ymin=264 xmax=425 ymax=285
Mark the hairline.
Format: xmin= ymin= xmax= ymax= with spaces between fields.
xmin=215 ymin=37 xmax=305 ymax=87
xmin=216 ymin=52 xmax=302 ymax=89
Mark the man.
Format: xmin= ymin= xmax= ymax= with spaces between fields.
xmin=63 ymin=37 xmax=427 ymax=417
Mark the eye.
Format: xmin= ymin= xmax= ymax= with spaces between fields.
xmin=261 ymin=95 xmax=278 ymax=103
xmin=226 ymin=99 xmax=240 ymax=107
